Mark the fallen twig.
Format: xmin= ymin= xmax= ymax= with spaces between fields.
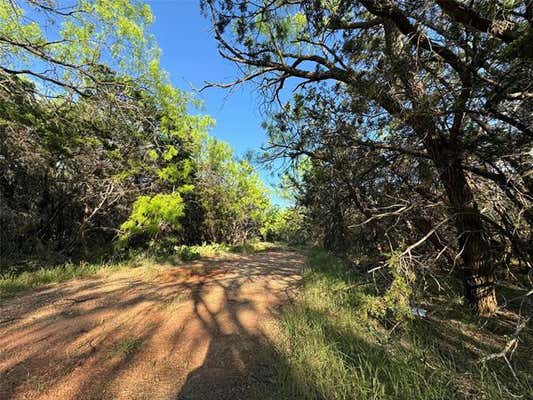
xmin=477 ymin=317 xmax=530 ymax=383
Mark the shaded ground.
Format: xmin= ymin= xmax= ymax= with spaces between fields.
xmin=0 ymin=250 xmax=305 ymax=400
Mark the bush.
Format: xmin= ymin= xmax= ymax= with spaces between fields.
xmin=120 ymin=192 xmax=185 ymax=239
xmin=174 ymin=245 xmax=201 ymax=261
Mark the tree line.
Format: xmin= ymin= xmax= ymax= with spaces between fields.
xmin=0 ymin=0 xmax=298 ymax=270
xmin=1 ymin=0 xmax=531 ymax=317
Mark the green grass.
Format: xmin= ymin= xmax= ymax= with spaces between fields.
xmin=229 ymin=240 xmax=282 ymax=254
xmin=112 ymin=337 xmax=143 ymax=358
xmin=174 ymin=242 xmax=235 ymax=260
xmin=0 ymin=261 xmax=129 ymax=299
xmin=174 ymin=241 xmax=281 ymax=260
xmin=0 ymin=241 xmax=282 ymax=299
xmin=273 ymin=249 xmax=532 ymax=400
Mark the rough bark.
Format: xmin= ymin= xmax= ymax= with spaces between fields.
xmin=381 ymin=16 xmax=498 ymax=316
xmin=436 ymin=0 xmax=519 ymax=43
xmin=424 ymin=136 xmax=497 ymax=316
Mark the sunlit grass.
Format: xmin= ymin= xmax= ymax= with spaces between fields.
xmin=0 ymin=241 xmax=281 ymax=299
xmin=0 ymin=261 xmax=129 ymax=299
xmin=173 ymin=241 xmax=281 ymax=260
xmin=273 ymin=249 xmax=532 ymax=399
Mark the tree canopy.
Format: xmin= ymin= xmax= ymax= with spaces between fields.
xmin=0 ymin=0 xmax=277 ymax=265
xmin=204 ymin=0 xmax=532 ymax=315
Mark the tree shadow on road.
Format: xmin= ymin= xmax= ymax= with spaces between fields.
xmin=0 ymin=250 xmax=305 ymax=400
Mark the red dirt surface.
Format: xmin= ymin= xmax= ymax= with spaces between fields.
xmin=0 ymin=250 xmax=304 ymax=400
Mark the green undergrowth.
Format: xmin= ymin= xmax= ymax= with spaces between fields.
xmin=0 ymin=241 xmax=281 ymax=299
xmin=0 ymin=259 xmax=129 ymax=299
xmin=273 ymin=249 xmax=532 ymax=400
xmin=173 ymin=240 xmax=280 ymax=261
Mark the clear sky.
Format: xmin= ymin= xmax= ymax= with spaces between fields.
xmin=146 ymin=0 xmax=288 ymax=205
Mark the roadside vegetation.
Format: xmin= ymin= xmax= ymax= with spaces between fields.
xmin=1 ymin=0 xmax=302 ymax=276
xmin=274 ymin=250 xmax=532 ymax=400
xmin=207 ymin=0 xmax=532 ymax=317
xmin=0 ymin=241 xmax=283 ymax=299
xmin=0 ymin=260 xmax=126 ymax=299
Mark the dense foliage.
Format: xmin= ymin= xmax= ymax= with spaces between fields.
xmin=194 ymin=137 xmax=270 ymax=244
xmin=205 ymin=0 xmax=532 ymax=315
xmin=0 ymin=0 xmax=277 ymax=269
xmin=261 ymin=206 xmax=308 ymax=244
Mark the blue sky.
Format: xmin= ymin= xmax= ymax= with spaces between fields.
xmin=145 ymin=0 xmax=288 ymax=205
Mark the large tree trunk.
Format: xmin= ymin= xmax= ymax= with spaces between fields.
xmin=426 ymin=138 xmax=497 ymax=316
xmin=457 ymin=211 xmax=497 ymax=316
xmin=379 ymin=16 xmax=498 ymax=315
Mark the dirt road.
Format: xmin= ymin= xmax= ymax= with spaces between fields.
xmin=0 ymin=250 xmax=304 ymax=400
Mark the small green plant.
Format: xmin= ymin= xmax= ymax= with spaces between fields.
xmin=24 ymin=375 xmax=48 ymax=393
xmin=175 ymin=245 xmax=201 ymax=261
xmin=112 ymin=337 xmax=143 ymax=358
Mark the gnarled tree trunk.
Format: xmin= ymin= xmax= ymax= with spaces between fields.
xmin=381 ymin=18 xmax=498 ymax=316
xmin=426 ymin=137 xmax=497 ymax=316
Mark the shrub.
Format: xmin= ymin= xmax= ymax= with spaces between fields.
xmin=120 ymin=192 xmax=185 ymax=239
xmin=175 ymin=245 xmax=201 ymax=261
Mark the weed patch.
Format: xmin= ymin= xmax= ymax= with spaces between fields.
xmin=0 ymin=261 xmax=126 ymax=299
xmin=112 ymin=337 xmax=143 ymax=358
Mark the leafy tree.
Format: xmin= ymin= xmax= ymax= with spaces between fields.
xmin=1 ymin=0 xmax=279 ymax=267
xmin=0 ymin=1 xmax=212 ymax=261
xmin=120 ymin=193 xmax=185 ymax=238
xmin=0 ymin=70 xmax=201 ymax=257
xmin=204 ymin=0 xmax=532 ymax=315
xmin=261 ymin=206 xmax=307 ymax=244
xmin=1 ymin=0 xmax=159 ymax=97
xmin=195 ymin=137 xmax=270 ymax=244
